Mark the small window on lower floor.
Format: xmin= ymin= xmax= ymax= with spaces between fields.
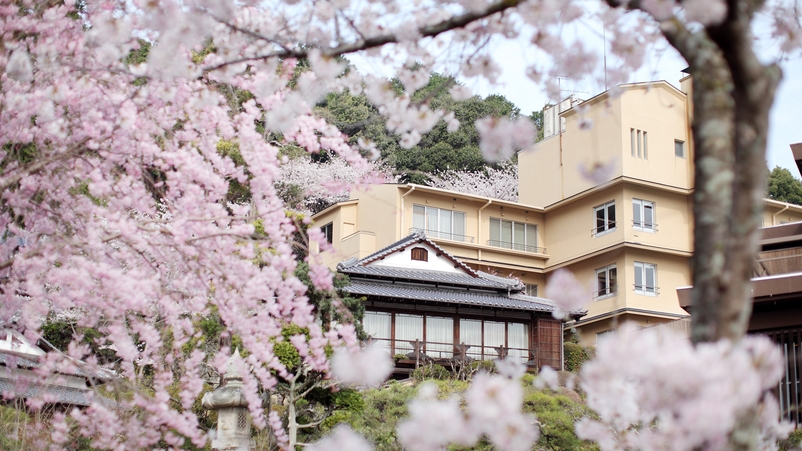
xmin=595 ymin=265 xmax=617 ymax=299
xmin=596 ymin=329 xmax=616 ymax=343
xmin=411 ymin=247 xmax=428 ymax=262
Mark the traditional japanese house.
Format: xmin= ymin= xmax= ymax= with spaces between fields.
xmin=0 ymin=329 xmax=115 ymax=408
xmin=338 ymin=231 xmax=578 ymax=376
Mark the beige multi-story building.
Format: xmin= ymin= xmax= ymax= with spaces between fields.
xmin=313 ymin=75 xmax=802 ymax=344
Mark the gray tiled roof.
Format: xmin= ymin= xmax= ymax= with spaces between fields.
xmin=338 ymin=266 xmax=519 ymax=290
xmin=344 ymin=281 xmax=555 ymax=312
xmin=0 ymin=376 xmax=116 ymax=407
xmin=0 ymin=351 xmax=114 ymax=381
xmin=338 ymin=231 xmax=525 ymax=291
xmin=0 ymin=376 xmax=94 ymax=406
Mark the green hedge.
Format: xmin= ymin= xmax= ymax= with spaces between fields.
xmin=564 ymin=342 xmax=595 ymax=373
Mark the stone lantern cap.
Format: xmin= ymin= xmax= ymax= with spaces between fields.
xmin=202 ymin=348 xmax=248 ymax=410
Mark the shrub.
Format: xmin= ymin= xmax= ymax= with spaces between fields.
xmin=523 ymin=388 xmax=599 ymax=451
xmin=564 ymin=342 xmax=595 ymax=373
xmin=411 ymin=364 xmax=451 ymax=382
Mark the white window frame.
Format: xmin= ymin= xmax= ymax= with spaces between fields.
xmin=412 ymin=205 xmax=467 ymax=241
xmin=593 ymin=201 xmax=616 ymax=236
xmin=488 ymin=218 xmax=538 ymax=252
xmin=524 ymin=284 xmax=538 ymax=297
xmin=632 ymin=199 xmax=656 ymax=232
xmin=596 ymin=329 xmax=615 ymax=343
xmin=634 ymin=262 xmax=658 ymax=296
xmin=595 ymin=264 xmax=617 ymax=299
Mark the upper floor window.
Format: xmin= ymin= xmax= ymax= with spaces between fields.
xmin=524 ymin=284 xmax=538 ymax=297
xmin=675 ymin=140 xmax=685 ymax=158
xmin=631 ymin=128 xmax=648 ymax=159
xmin=322 ymin=222 xmax=333 ymax=244
xmin=488 ymin=218 xmax=539 ymax=253
xmin=412 ymin=205 xmax=467 ymax=241
xmin=593 ymin=201 xmax=616 ymax=236
xmin=634 ymin=262 xmax=658 ymax=295
xmin=595 ymin=264 xmax=617 ymax=299
xmin=410 ymin=247 xmax=428 ymax=262
xmin=632 ymin=199 xmax=656 ymax=231
xmin=596 ymin=329 xmax=616 ymax=343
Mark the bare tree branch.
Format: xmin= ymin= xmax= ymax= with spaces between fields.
xmin=202 ymin=0 xmax=523 ymax=72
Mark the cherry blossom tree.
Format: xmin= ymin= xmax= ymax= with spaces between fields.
xmin=429 ymin=162 xmax=519 ymax=201
xmin=1 ymin=0 xmax=800 ymax=449
xmin=276 ymin=156 xmax=398 ymax=214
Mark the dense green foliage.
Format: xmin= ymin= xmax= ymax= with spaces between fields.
xmin=779 ymin=428 xmax=802 ymax=451
xmin=563 ymin=342 xmax=596 ymax=374
xmin=523 ymin=389 xmax=598 ymax=451
xmin=768 ymin=166 xmax=802 ymax=206
xmin=315 ymin=375 xmax=599 ymax=451
xmin=315 ymin=72 xmax=523 ymax=184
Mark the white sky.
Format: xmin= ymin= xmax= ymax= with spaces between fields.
xmin=349 ymin=10 xmax=802 ymax=176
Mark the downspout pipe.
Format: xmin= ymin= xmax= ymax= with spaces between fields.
xmin=772 ymin=203 xmax=790 ymax=226
xmin=478 ymin=199 xmax=493 ymax=260
xmin=400 ymin=186 xmax=416 ymax=239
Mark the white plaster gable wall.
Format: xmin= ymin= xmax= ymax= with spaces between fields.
xmin=0 ymin=330 xmax=45 ymax=357
xmin=369 ymin=244 xmax=465 ymax=274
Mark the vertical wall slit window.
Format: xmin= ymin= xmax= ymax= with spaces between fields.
xmin=675 ymin=139 xmax=685 ymax=158
xmin=631 ymin=128 xmax=648 ymax=159
xmin=634 ymin=262 xmax=658 ymax=295
xmin=632 ymin=199 xmax=656 ymax=231
xmin=362 ymin=311 xmax=531 ymax=362
xmin=595 ymin=264 xmax=617 ymax=299
xmin=593 ymin=201 xmax=616 ymax=236
xmin=412 ymin=205 xmax=469 ymax=242
xmin=488 ymin=218 xmax=540 ymax=253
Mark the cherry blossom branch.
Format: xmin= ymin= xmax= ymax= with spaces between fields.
xmin=203 ymin=0 xmax=524 ymax=72
xmin=0 ymin=138 xmax=92 ymax=192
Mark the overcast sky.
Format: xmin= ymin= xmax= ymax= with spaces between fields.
xmin=350 ymin=12 xmax=802 ymax=176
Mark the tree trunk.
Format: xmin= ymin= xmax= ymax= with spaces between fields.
xmin=657 ymin=1 xmax=781 ymax=343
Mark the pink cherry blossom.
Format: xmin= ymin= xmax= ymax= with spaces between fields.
xmin=544 ymin=269 xmax=592 ymax=320
xmin=331 ymin=345 xmax=394 ymax=387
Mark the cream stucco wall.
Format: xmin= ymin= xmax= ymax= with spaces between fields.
xmin=761 ymin=200 xmax=802 ymax=227
xmin=618 ymin=83 xmax=692 ymax=189
xmin=543 ymin=185 xmax=625 ymax=267
xmin=621 ymin=184 xmax=694 ymax=253
xmin=519 ymin=82 xmax=692 ymax=208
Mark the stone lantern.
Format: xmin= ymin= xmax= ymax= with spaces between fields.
xmin=202 ymin=348 xmax=253 ymax=451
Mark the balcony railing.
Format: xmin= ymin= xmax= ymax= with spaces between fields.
xmin=367 ymin=337 xmax=532 ymax=364
xmin=409 ymin=228 xmax=475 ymax=243
xmin=591 ymin=221 xmax=617 ymax=237
xmin=633 ymin=284 xmax=660 ymax=295
xmin=632 ymin=220 xmax=658 ymax=231
xmin=754 ymin=250 xmax=802 ymax=277
xmin=485 ymin=240 xmax=546 ymax=254
xmin=593 ymin=286 xmax=618 ymax=299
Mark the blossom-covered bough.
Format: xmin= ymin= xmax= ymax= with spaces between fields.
xmin=0 ymin=0 xmax=799 ymax=449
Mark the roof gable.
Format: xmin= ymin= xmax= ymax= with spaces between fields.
xmin=369 ymin=242 xmax=466 ymax=274
xmin=0 ymin=329 xmax=45 ymax=358
xmin=342 ymin=231 xmax=479 ymax=277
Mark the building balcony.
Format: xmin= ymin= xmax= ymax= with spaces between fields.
xmin=409 ymin=228 xmax=475 ymax=243
xmin=485 ymin=240 xmax=546 ymax=254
